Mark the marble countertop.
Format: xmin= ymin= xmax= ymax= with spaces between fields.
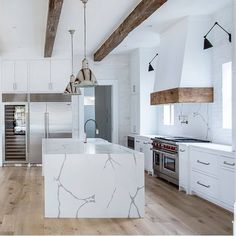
xmin=189 ymin=142 xmax=234 ymax=156
xmin=42 ymin=138 xmax=141 ymax=155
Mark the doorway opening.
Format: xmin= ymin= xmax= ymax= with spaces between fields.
xmin=84 ymin=86 xmax=112 ymax=142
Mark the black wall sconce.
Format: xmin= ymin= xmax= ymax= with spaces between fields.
xmin=148 ymin=53 xmax=158 ymax=72
xmin=204 ymin=22 xmax=232 ymax=50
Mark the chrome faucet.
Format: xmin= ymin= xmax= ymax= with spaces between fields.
xmin=84 ymin=119 xmax=99 ymax=143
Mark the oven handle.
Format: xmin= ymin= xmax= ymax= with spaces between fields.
xmin=151 ymin=149 xmax=178 ymax=157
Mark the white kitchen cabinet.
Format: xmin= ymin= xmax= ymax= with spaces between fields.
xmin=1 ymin=61 xmax=28 ymax=92
xmin=179 ymin=144 xmax=189 ymax=193
xmin=134 ymin=138 xmax=142 ymax=152
xmin=142 ymin=140 xmax=153 ymax=174
xmin=135 ymin=137 xmax=153 ymax=174
xmin=51 ymin=59 xmax=70 ymax=92
xmin=219 ymin=156 xmax=235 ymax=208
xmin=29 ymin=60 xmax=51 ymax=92
xmin=131 ymin=94 xmax=140 ymax=134
xmin=189 ymin=145 xmax=235 ymax=212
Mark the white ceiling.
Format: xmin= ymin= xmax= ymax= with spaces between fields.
xmin=113 ymin=0 xmax=232 ymax=54
xmin=0 ymin=0 xmax=232 ymax=58
xmin=0 ymin=0 xmax=48 ymax=58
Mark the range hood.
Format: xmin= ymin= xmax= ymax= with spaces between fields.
xmin=151 ymin=16 xmax=214 ymax=105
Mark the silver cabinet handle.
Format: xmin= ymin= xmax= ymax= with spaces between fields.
xmin=197 ymin=160 xmax=210 ymax=165
xmin=180 ymin=149 xmax=185 ymax=152
xmin=13 ymin=82 xmax=17 ymax=90
xmin=48 ymin=82 xmax=53 ymax=90
xmin=223 ymin=161 xmax=235 ymax=166
xmin=143 ymin=142 xmax=148 ymax=145
xmin=197 ymin=181 xmax=210 ymax=188
xmin=132 ymin=85 xmax=136 ymax=93
xmin=136 ymin=140 xmax=140 ymax=143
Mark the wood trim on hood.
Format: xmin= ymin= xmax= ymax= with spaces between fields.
xmin=150 ymin=87 xmax=214 ymax=105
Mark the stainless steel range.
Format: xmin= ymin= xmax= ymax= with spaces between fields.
xmin=152 ymin=137 xmax=210 ymax=185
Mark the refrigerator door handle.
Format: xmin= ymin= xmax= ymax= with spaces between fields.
xmin=26 ymin=112 xmax=30 ymax=154
xmin=44 ymin=112 xmax=49 ymax=139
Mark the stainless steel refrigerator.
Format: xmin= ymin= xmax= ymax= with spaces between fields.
xmin=3 ymin=94 xmax=72 ymax=164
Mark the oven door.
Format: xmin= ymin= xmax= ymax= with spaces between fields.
xmin=153 ymin=150 xmax=162 ymax=175
xmin=161 ymin=152 xmax=179 ymax=179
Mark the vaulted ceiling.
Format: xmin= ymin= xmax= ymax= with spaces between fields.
xmin=0 ymin=0 xmax=232 ymax=58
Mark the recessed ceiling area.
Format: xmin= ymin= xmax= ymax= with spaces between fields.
xmin=0 ymin=0 xmax=232 ymax=58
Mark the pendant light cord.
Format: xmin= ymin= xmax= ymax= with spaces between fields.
xmin=71 ymin=31 xmax=74 ymax=75
xmin=84 ymin=1 xmax=87 ymax=59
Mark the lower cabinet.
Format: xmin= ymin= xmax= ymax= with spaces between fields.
xmin=189 ymin=146 xmax=235 ymax=212
xmin=179 ymin=144 xmax=189 ymax=193
xmin=135 ymin=137 xmax=153 ymax=174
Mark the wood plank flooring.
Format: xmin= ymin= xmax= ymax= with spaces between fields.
xmin=0 ymin=167 xmax=233 ymax=235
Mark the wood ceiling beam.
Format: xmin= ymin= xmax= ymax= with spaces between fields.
xmin=44 ymin=0 xmax=64 ymax=57
xmin=94 ymin=0 xmax=167 ymax=61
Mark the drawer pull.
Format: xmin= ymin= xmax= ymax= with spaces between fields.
xmin=180 ymin=149 xmax=185 ymax=152
xmin=223 ymin=161 xmax=235 ymax=167
xmin=197 ymin=160 xmax=210 ymax=165
xmin=197 ymin=181 xmax=210 ymax=188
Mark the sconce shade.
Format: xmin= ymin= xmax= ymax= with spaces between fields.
xmin=148 ymin=63 xmax=155 ymax=72
xmin=204 ymin=37 xmax=213 ymax=50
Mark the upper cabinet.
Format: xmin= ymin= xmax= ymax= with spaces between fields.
xmin=1 ymin=61 xmax=28 ymax=92
xmin=1 ymin=59 xmax=71 ymax=93
xmin=50 ymin=59 xmax=70 ymax=92
xmin=29 ymin=60 xmax=51 ymax=92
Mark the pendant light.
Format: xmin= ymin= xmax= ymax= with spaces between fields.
xmin=75 ymin=0 xmax=98 ymax=87
xmin=64 ymin=30 xmax=82 ymax=95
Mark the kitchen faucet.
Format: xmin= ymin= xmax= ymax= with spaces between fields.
xmin=84 ymin=119 xmax=99 ymax=143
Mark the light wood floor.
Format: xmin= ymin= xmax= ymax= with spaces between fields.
xmin=0 ymin=167 xmax=233 ymax=235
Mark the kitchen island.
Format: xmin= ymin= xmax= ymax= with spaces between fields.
xmin=43 ymin=138 xmax=144 ymax=218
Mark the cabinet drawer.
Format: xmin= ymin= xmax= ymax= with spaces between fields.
xmin=191 ymin=150 xmax=218 ymax=175
xmin=191 ymin=171 xmax=218 ymax=198
xmin=220 ymin=156 xmax=235 ymax=170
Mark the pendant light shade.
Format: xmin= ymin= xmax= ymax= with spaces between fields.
xmin=75 ymin=0 xmax=98 ymax=88
xmin=64 ymin=30 xmax=82 ymax=95
xmin=75 ymin=59 xmax=97 ymax=87
xmin=64 ymin=75 xmax=82 ymax=94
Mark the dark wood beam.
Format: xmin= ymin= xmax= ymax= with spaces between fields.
xmin=94 ymin=0 xmax=167 ymax=61
xmin=44 ymin=0 xmax=64 ymax=57
xmin=150 ymin=88 xmax=214 ymax=105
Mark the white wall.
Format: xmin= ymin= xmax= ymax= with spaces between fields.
xmin=155 ymin=3 xmax=233 ymax=145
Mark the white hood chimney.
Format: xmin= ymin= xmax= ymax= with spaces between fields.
xmin=151 ymin=16 xmax=214 ymax=105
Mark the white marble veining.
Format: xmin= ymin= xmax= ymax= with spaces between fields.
xmin=43 ymin=138 xmax=144 ymax=218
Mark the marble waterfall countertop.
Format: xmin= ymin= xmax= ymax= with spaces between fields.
xmin=43 ymin=138 xmax=144 ymax=219
xmin=42 ymin=138 xmax=141 ymax=155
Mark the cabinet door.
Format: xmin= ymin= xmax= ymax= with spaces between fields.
xmin=131 ymin=94 xmax=139 ymax=134
xmin=29 ymin=60 xmax=50 ymax=92
xmin=179 ymin=144 xmax=189 ymax=191
xmin=143 ymin=141 xmax=153 ymax=173
xmin=135 ymin=138 xmax=141 ymax=152
xmin=51 ymin=60 xmax=70 ymax=92
xmin=2 ymin=61 xmax=15 ymax=92
xmin=15 ymin=61 xmax=28 ymax=92
xmin=219 ymin=167 xmax=235 ymax=208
